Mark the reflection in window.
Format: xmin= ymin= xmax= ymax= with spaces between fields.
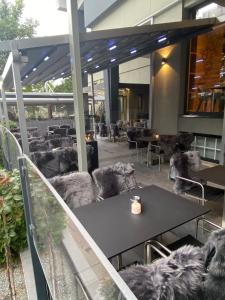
xmin=187 ymin=24 xmax=225 ymax=115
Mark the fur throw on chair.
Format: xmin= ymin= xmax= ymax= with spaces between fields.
xmin=172 ymin=151 xmax=201 ymax=194
xmin=202 ymin=229 xmax=225 ymax=300
xmin=49 ymin=172 xmax=95 ymax=211
xmin=120 ymin=245 xmax=204 ymax=300
xmin=92 ymin=162 xmax=137 ymax=199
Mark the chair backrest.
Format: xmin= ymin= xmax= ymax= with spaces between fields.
xmin=68 ymin=128 xmax=76 ymax=135
xmin=53 ymin=128 xmax=68 ymax=137
xmin=171 ymin=151 xmax=201 ymax=193
xmin=92 ymin=162 xmax=137 ymax=199
xmin=49 ymin=172 xmax=95 ymax=212
xmin=48 ymin=125 xmax=60 ymax=132
xmin=60 ymin=124 xmax=71 ymax=129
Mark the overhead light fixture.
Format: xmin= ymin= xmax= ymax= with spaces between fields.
xmin=161 ymin=58 xmax=167 ymax=65
xmin=109 ymin=45 xmax=117 ymax=51
xmin=130 ymin=49 xmax=137 ymax=54
xmin=33 ymin=67 xmax=37 ymax=72
xmin=194 ymin=75 xmax=201 ymax=79
xmin=25 ymin=75 xmax=28 ymax=78
xmin=87 ymin=57 xmax=93 ymax=62
xmin=158 ymin=36 xmax=167 ymax=43
xmin=44 ymin=56 xmax=49 ymax=61
xmin=84 ymin=70 xmax=87 ymax=73
xmin=95 ymin=65 xmax=100 ymax=69
xmin=61 ymin=72 xmax=65 ymax=75
xmin=52 ymin=77 xmax=55 ymax=80
xmin=214 ymin=84 xmax=221 ymax=87
xmin=192 ymin=87 xmax=198 ymax=90
xmin=196 ymin=58 xmax=204 ymax=63
xmin=110 ymin=58 xmax=116 ymax=62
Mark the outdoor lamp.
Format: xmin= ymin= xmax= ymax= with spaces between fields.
xmin=161 ymin=58 xmax=167 ymax=65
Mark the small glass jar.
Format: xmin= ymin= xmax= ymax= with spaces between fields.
xmin=131 ymin=196 xmax=142 ymax=214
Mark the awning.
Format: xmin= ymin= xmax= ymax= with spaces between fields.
xmin=0 ymin=18 xmax=220 ymax=89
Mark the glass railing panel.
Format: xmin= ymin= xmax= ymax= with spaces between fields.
xmin=0 ymin=125 xmax=22 ymax=170
xmin=25 ymin=156 xmax=136 ymax=300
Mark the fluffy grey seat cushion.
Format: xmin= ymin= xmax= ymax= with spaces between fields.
xmin=92 ymin=162 xmax=137 ymax=199
xmin=49 ymin=172 xmax=95 ymax=211
xmin=120 ymin=245 xmax=204 ymax=300
xmin=202 ymin=229 xmax=225 ymax=300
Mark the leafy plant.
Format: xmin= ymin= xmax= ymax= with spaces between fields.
xmin=0 ymin=169 xmax=27 ymax=265
xmin=0 ymin=0 xmax=38 ymax=73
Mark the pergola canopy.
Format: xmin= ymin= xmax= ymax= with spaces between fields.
xmin=0 ymin=17 xmax=221 ymax=89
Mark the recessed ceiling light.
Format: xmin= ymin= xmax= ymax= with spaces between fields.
xmin=25 ymin=75 xmax=28 ymax=78
xmin=95 ymin=65 xmax=100 ymax=69
xmin=130 ymin=49 xmax=137 ymax=54
xmin=110 ymin=58 xmax=116 ymax=62
xmin=44 ymin=56 xmax=49 ymax=61
xmin=61 ymin=72 xmax=65 ymax=75
xmin=109 ymin=45 xmax=117 ymax=51
xmin=87 ymin=57 xmax=93 ymax=62
xmin=158 ymin=36 xmax=167 ymax=43
xmin=33 ymin=67 xmax=37 ymax=72
xmin=84 ymin=70 xmax=87 ymax=73
xmin=196 ymin=59 xmax=204 ymax=63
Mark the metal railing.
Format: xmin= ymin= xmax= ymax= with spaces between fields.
xmin=0 ymin=126 xmax=137 ymax=300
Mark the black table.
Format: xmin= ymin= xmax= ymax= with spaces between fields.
xmin=74 ymin=185 xmax=209 ymax=259
xmin=193 ymin=165 xmax=225 ymax=226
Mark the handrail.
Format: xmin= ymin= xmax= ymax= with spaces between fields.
xmin=176 ymin=175 xmax=205 ymax=202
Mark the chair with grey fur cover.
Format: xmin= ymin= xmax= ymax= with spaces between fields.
xmin=119 ymin=244 xmax=204 ymax=300
xmin=118 ymin=228 xmax=225 ymax=300
xmin=172 ymin=151 xmax=223 ymax=205
xmin=49 ymin=172 xmax=95 ymax=212
xmin=92 ymin=162 xmax=138 ymax=200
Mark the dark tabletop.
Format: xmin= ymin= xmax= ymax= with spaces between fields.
xmin=74 ymin=185 xmax=209 ymax=259
xmin=193 ymin=165 xmax=225 ymax=188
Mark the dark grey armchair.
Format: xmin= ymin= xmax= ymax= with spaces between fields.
xmin=49 ymin=171 xmax=95 ymax=212
xmin=92 ymin=162 xmax=139 ymax=200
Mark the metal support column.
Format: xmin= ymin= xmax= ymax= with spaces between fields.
xmin=103 ymin=69 xmax=111 ymax=125
xmin=11 ymin=51 xmax=29 ymax=155
xmin=91 ymin=73 xmax=96 ymax=136
xmin=1 ymin=86 xmax=9 ymax=128
xmin=220 ymin=103 xmax=225 ymax=165
xmin=149 ymin=53 xmax=155 ymax=129
xmin=18 ymin=157 xmax=50 ymax=300
xmin=66 ymin=0 xmax=87 ymax=171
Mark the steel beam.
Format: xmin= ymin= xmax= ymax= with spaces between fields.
xmin=11 ymin=50 xmax=29 ymax=155
xmin=66 ymin=0 xmax=87 ymax=171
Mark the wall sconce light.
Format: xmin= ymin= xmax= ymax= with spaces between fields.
xmin=161 ymin=58 xmax=167 ymax=65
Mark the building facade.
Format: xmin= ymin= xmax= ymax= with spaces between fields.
xmin=80 ymin=0 xmax=225 ymax=162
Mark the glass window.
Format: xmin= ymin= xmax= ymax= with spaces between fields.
xmin=186 ymin=3 xmax=225 ymax=115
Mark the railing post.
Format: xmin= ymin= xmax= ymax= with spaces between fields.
xmin=5 ymin=131 xmax=12 ymax=170
xmin=18 ymin=156 xmax=50 ymax=300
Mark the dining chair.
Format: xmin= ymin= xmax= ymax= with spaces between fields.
xmin=144 ymin=217 xmax=222 ymax=264
xmin=92 ymin=162 xmax=139 ymax=201
xmin=146 ymin=143 xmax=163 ymax=171
xmin=49 ymin=171 xmax=95 ymax=212
xmin=172 ymin=151 xmax=223 ymax=205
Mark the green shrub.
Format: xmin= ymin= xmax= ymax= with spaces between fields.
xmin=0 ymin=169 xmax=27 ymax=265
